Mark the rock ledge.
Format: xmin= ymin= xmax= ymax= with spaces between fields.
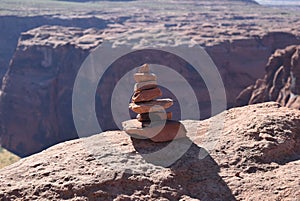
xmin=0 ymin=102 xmax=299 ymax=200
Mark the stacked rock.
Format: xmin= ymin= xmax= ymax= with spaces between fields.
xmin=130 ymin=64 xmax=172 ymax=125
xmin=122 ymin=64 xmax=187 ymax=142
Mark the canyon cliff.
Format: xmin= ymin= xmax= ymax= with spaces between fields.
xmin=237 ymin=45 xmax=300 ymax=109
xmin=1 ymin=0 xmax=300 ymax=156
xmin=0 ymin=26 xmax=102 ymax=156
xmin=1 ymin=25 xmax=300 ymax=157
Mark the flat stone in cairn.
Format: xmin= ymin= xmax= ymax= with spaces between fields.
xmin=132 ymin=87 xmax=162 ymax=103
xmin=122 ymin=119 xmax=187 ymax=142
xmin=134 ymin=80 xmax=157 ymax=92
xmin=137 ymin=112 xmax=172 ymax=122
xmin=129 ymin=98 xmax=173 ymax=114
xmin=137 ymin=63 xmax=150 ymax=73
xmin=134 ymin=73 xmax=157 ymax=83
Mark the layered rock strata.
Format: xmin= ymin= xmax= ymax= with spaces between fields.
xmin=0 ymin=26 xmax=103 ymax=157
xmin=2 ymin=5 xmax=300 ymax=156
xmin=236 ymin=45 xmax=300 ymax=109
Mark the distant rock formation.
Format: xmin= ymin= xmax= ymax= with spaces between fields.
xmin=0 ymin=16 xmax=109 ymax=82
xmin=236 ymin=45 xmax=300 ymax=109
xmin=0 ymin=26 xmax=103 ymax=157
xmin=0 ymin=102 xmax=299 ymax=200
xmin=0 ymin=0 xmax=300 ymax=161
xmin=207 ymin=32 xmax=300 ymax=109
xmin=1 ymin=24 xmax=300 ymax=157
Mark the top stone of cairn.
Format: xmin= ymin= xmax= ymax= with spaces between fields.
xmin=137 ymin=63 xmax=150 ymax=73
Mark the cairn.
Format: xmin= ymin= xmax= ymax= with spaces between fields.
xmin=122 ymin=64 xmax=187 ymax=142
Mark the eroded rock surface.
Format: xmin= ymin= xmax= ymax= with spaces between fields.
xmin=2 ymin=23 xmax=300 ymax=157
xmin=236 ymin=45 xmax=300 ymax=109
xmin=0 ymin=26 xmax=103 ymax=157
xmin=0 ymin=102 xmax=299 ymax=200
xmin=1 ymin=0 xmax=300 ymax=156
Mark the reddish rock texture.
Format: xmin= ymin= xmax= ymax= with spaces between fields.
xmin=236 ymin=45 xmax=300 ymax=109
xmin=0 ymin=26 xmax=103 ymax=157
xmin=208 ymin=32 xmax=300 ymax=108
xmin=1 ymin=25 xmax=300 ymax=157
xmin=1 ymin=0 xmax=300 ymax=157
xmin=0 ymin=102 xmax=299 ymax=200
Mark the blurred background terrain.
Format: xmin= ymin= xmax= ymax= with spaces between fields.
xmin=0 ymin=0 xmax=300 ymax=166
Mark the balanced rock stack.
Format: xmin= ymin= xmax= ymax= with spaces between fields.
xmin=122 ymin=64 xmax=187 ymax=142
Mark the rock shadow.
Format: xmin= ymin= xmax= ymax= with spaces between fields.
xmin=131 ymin=137 xmax=237 ymax=201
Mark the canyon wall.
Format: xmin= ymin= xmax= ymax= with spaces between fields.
xmin=0 ymin=26 xmax=102 ymax=156
xmin=1 ymin=0 xmax=300 ymax=156
xmin=0 ymin=15 xmax=110 ymax=80
xmin=207 ymin=31 xmax=300 ymax=108
xmin=1 ymin=24 xmax=300 ymax=157
xmin=237 ymin=45 xmax=300 ymax=109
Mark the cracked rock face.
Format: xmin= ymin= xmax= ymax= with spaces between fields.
xmin=236 ymin=45 xmax=300 ymax=110
xmin=0 ymin=102 xmax=299 ymax=200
